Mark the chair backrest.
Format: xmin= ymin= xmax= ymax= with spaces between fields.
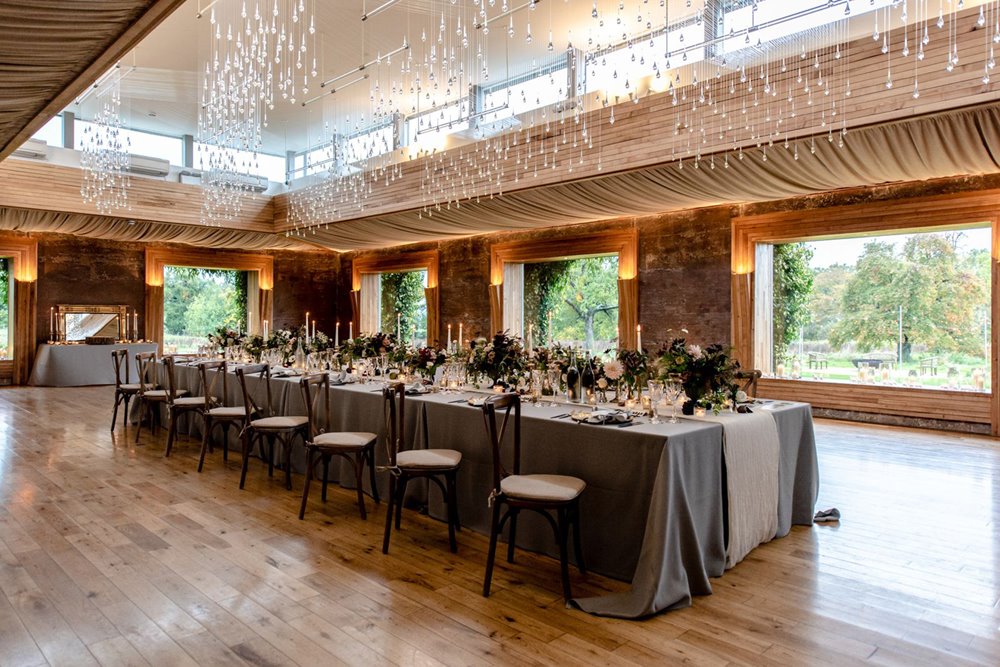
xmin=235 ymin=363 xmax=272 ymax=422
xmin=135 ymin=351 xmax=158 ymax=394
xmin=735 ymin=369 xmax=762 ymax=398
xmin=299 ymin=373 xmax=329 ymax=440
xmin=111 ymin=348 xmax=130 ymax=387
xmin=381 ymin=382 xmax=406 ymax=467
xmin=198 ymin=360 xmax=229 ymax=409
xmin=162 ymin=356 xmax=183 ymax=404
xmin=482 ymin=393 xmax=521 ymax=492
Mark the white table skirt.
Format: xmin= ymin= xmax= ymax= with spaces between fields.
xmin=29 ymin=343 xmax=158 ymax=387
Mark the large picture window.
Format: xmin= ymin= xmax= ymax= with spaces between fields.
xmin=762 ymin=226 xmax=991 ymax=391
xmin=378 ymin=270 xmax=428 ymax=346
xmin=0 ymin=258 xmax=9 ymax=360
xmin=163 ymin=266 xmax=248 ymax=353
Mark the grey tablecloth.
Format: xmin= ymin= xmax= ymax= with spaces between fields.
xmin=29 ymin=343 xmax=158 ymax=386
xmin=164 ymin=364 xmax=818 ymax=619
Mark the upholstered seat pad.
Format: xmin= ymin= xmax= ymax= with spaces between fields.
xmin=501 ymin=474 xmax=586 ymax=502
xmin=396 ymin=448 xmax=462 ymax=469
xmin=312 ymin=432 xmax=376 ymax=449
xmin=173 ymin=396 xmax=206 ymax=407
xmin=142 ymin=389 xmax=187 ymax=398
xmin=251 ymin=415 xmax=308 ymax=430
xmin=118 ymin=383 xmax=141 ymax=391
xmin=208 ymin=406 xmax=246 ymax=418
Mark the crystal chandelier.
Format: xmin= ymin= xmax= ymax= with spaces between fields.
xmin=280 ymin=0 xmax=1000 ymax=238
xmin=80 ymin=68 xmax=130 ymax=214
xmin=198 ymin=0 xmax=317 ymax=224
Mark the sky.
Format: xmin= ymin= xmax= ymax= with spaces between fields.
xmin=805 ymin=226 xmax=992 ymax=269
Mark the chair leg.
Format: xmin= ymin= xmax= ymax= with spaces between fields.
xmin=164 ymin=408 xmax=177 ymax=457
xmin=321 ymin=456 xmax=330 ymax=502
xmin=445 ymin=472 xmax=457 ymax=553
xmin=134 ymin=400 xmax=145 ymax=444
xmin=557 ymin=507 xmax=572 ymax=602
xmin=266 ymin=435 xmax=275 ymax=478
xmin=111 ymin=393 xmax=121 ymax=432
xmin=239 ymin=431 xmax=253 ymax=490
xmin=367 ymin=447 xmax=380 ymax=504
xmin=354 ymin=452 xmax=367 ymax=520
xmin=483 ymin=502 xmax=503 ymax=597
xmin=299 ymin=448 xmax=315 ymax=520
xmin=282 ymin=433 xmax=294 ymax=491
xmin=394 ymin=476 xmax=407 ymax=530
xmin=572 ymin=501 xmax=586 ymax=575
xmin=197 ymin=418 xmax=211 ymax=472
xmin=122 ymin=394 xmax=131 ymax=429
xmin=506 ymin=508 xmax=518 ymax=564
xmin=382 ymin=476 xmax=397 ymax=554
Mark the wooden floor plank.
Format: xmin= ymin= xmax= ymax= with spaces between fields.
xmin=0 ymin=385 xmax=998 ymax=666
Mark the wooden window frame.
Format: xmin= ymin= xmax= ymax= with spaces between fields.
xmin=0 ymin=236 xmax=38 ymax=384
xmin=731 ymin=189 xmax=1000 ymax=434
xmin=489 ymin=229 xmax=638 ymax=348
xmin=350 ymin=250 xmax=440 ymax=344
xmin=145 ymin=247 xmax=274 ymax=352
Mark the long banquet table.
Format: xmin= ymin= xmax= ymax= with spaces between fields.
xmin=164 ymin=362 xmax=818 ymax=619
xmin=30 ymin=342 xmax=158 ymax=386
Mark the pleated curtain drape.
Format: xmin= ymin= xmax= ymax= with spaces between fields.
xmin=359 ymin=273 xmax=381 ymax=334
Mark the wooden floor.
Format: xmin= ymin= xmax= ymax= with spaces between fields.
xmin=0 ymin=387 xmax=998 ymax=667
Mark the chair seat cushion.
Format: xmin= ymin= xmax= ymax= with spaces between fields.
xmin=251 ymin=415 xmax=308 ymax=430
xmin=208 ymin=406 xmax=247 ymax=418
xmin=142 ymin=389 xmax=187 ymax=399
xmin=501 ymin=474 xmax=585 ymax=502
xmin=312 ymin=432 xmax=376 ymax=449
xmin=118 ymin=383 xmax=141 ymax=391
xmin=396 ymin=448 xmax=462 ymax=469
xmin=173 ymin=396 xmax=206 ymax=407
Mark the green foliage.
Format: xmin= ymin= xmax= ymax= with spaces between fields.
xmin=0 ymin=258 xmax=8 ymax=355
xmin=524 ymin=260 xmax=571 ymax=343
xmin=802 ymin=264 xmax=849 ymax=342
xmin=380 ymin=270 xmax=426 ymax=343
xmin=829 ymin=233 xmax=987 ymax=355
xmin=525 ymin=255 xmax=619 ymax=351
xmin=772 ymin=243 xmax=814 ymax=362
xmin=163 ymin=266 xmax=247 ymax=338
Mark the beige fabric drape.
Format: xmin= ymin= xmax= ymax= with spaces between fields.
xmin=359 ymin=273 xmax=381 ymax=334
xmin=752 ymin=245 xmax=774 ymax=373
xmin=423 ymin=286 xmax=439 ymax=347
xmin=501 ymin=262 xmax=524 ymax=336
xmin=304 ymin=103 xmax=1000 ymax=250
xmin=349 ymin=290 xmax=360 ymax=338
xmin=0 ymin=207 xmax=310 ymax=251
xmin=247 ymin=271 xmax=261 ymax=334
xmin=617 ymin=278 xmax=638 ymax=351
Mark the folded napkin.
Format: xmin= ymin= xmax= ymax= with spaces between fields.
xmin=698 ymin=410 xmax=780 ymax=568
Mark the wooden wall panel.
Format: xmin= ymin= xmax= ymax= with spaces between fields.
xmin=13 ymin=280 xmax=36 ymax=384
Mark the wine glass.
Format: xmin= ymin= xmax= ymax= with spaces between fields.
xmin=647 ymin=380 xmax=664 ymax=424
xmin=546 ymin=368 xmax=561 ymax=406
xmin=665 ymin=378 xmax=683 ymax=424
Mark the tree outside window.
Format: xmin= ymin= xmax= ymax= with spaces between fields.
xmin=380 ymin=270 xmax=427 ymax=345
xmin=163 ymin=266 xmax=247 ymax=352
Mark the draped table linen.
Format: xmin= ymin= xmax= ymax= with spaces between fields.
xmin=164 ymin=363 xmax=818 ymax=618
xmin=30 ymin=342 xmax=158 ymax=386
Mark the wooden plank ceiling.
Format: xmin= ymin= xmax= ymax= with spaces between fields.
xmin=0 ymin=0 xmax=186 ymax=161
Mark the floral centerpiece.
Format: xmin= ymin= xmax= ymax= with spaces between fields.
xmin=467 ymin=332 xmax=527 ymax=387
xmin=242 ymin=333 xmax=266 ymax=362
xmin=308 ymin=330 xmax=332 ymax=354
xmin=339 ymin=332 xmax=398 ymax=359
xmin=408 ymin=346 xmax=447 ymax=380
xmin=208 ymin=326 xmax=245 ymax=350
xmin=615 ymin=348 xmax=649 ymax=396
xmin=656 ymin=338 xmax=739 ymax=414
xmin=265 ymin=328 xmax=298 ymax=365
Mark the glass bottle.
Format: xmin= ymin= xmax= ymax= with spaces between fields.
xmin=581 ymin=350 xmax=595 ymax=403
xmin=566 ymin=348 xmax=580 ymax=402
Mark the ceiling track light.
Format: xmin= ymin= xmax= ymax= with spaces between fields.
xmin=361 ymin=0 xmax=403 ymax=22
xmin=302 ymin=74 xmax=370 ymax=107
xmin=319 ymin=43 xmax=410 ymax=89
xmin=475 ymin=0 xmax=544 ymax=31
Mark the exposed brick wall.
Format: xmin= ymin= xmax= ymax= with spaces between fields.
xmin=270 ymin=249 xmax=340 ymax=334
xmin=36 ymin=234 xmax=146 ymax=346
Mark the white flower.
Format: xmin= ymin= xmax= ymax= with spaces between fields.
xmin=426 ymin=361 xmax=434 ymax=368
xmin=687 ymin=344 xmax=703 ymax=359
xmin=736 ymin=390 xmax=749 ymax=403
xmin=597 ymin=377 xmax=608 ymax=389
xmin=603 ymin=359 xmax=624 ymax=380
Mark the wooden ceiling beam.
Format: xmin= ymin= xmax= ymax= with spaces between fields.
xmin=0 ymin=0 xmax=187 ymax=161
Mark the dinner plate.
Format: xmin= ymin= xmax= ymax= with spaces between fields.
xmin=467 ymin=397 xmax=486 ymax=407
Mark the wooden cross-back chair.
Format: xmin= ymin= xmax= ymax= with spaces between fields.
xmin=481 ymin=393 xmax=587 ymax=602
xmin=235 ymin=363 xmax=309 ymax=490
xmin=734 ymin=369 xmax=762 ymax=398
xmin=133 ymin=351 xmax=188 ymax=443
xmin=381 ymin=382 xmax=462 ymax=554
xmin=110 ymin=348 xmax=140 ymax=431
xmin=196 ymin=360 xmax=251 ymax=472
xmin=162 ymin=356 xmax=211 ymax=457
xmin=298 ymin=373 xmax=379 ymax=521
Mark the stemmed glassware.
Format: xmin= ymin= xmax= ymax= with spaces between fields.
xmin=665 ymin=375 xmax=683 ymax=424
xmin=647 ymin=380 xmax=664 ymax=424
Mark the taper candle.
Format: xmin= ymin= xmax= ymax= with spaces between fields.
xmin=636 ymin=324 xmax=642 ymax=352
xmin=263 ymin=319 xmax=269 ymax=340
xmin=396 ymin=312 xmax=401 ymax=340
xmin=447 ymin=323 xmax=452 ymax=351
xmin=547 ymin=311 xmax=553 ymax=347
xmin=335 ymin=321 xmax=340 ymax=347
xmin=458 ymin=323 xmax=463 ymax=349
xmin=49 ymin=307 xmax=54 ymax=342
xmin=349 ymin=321 xmax=353 ymax=339
xmin=528 ymin=323 xmax=533 ymax=350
